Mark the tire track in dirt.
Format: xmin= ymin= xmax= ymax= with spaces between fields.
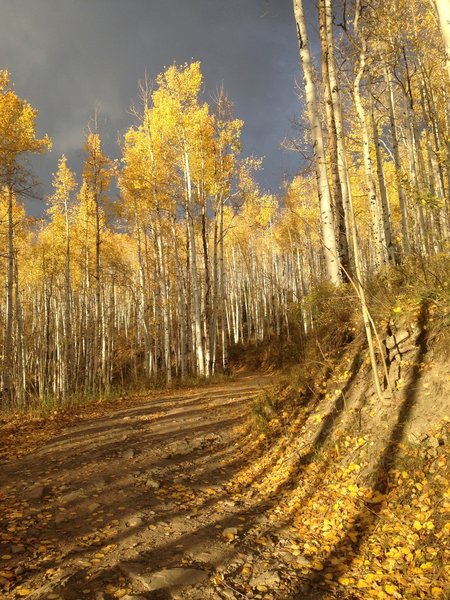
xmin=0 ymin=373 xmax=273 ymax=600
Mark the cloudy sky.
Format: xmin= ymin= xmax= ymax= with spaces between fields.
xmin=0 ymin=0 xmax=310 ymax=214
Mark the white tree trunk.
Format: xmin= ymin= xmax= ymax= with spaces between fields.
xmin=435 ymin=0 xmax=450 ymax=82
xmin=293 ymin=0 xmax=340 ymax=285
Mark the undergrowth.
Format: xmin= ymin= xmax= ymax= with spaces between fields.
xmin=1 ymin=369 xmax=235 ymax=421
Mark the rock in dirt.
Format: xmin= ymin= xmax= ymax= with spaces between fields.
xmin=193 ymin=546 xmax=234 ymax=567
xmin=250 ymin=570 xmax=280 ymax=588
xmin=119 ymin=563 xmax=208 ymax=591
xmin=164 ymin=433 xmax=222 ymax=458
xmin=27 ymin=485 xmax=46 ymax=500
xmin=126 ymin=515 xmax=144 ymax=527
xmin=78 ymin=500 xmax=100 ymax=514
xmin=424 ymin=436 xmax=440 ymax=449
xmin=122 ymin=448 xmax=136 ymax=459
xmin=222 ymin=527 xmax=238 ymax=540
xmin=293 ymin=555 xmax=312 ymax=567
xmin=144 ymin=477 xmax=160 ymax=489
xmin=143 ymin=567 xmax=208 ymax=590
xmin=164 ymin=440 xmax=191 ymax=457
xmin=93 ymin=477 xmax=107 ymax=488
xmin=385 ymin=329 xmax=410 ymax=350
xmin=54 ymin=513 xmax=67 ymax=525
xmin=61 ymin=490 xmax=86 ymax=504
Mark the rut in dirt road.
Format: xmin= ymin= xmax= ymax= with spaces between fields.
xmin=0 ymin=374 xmax=275 ymax=600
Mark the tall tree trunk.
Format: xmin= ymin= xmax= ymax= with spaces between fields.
xmin=184 ymin=148 xmax=205 ymax=376
xmin=382 ymin=61 xmax=410 ymax=254
xmin=319 ymin=0 xmax=351 ymax=279
xmin=2 ymin=187 xmax=15 ymax=405
xmin=369 ymin=86 xmax=396 ymax=263
xmin=293 ymin=0 xmax=340 ymax=285
xmin=353 ymin=40 xmax=386 ymax=270
xmin=219 ymin=194 xmax=228 ymax=373
xmin=435 ymin=0 xmax=450 ymax=83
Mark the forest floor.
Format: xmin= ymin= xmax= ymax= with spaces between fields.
xmin=0 ymin=300 xmax=449 ymax=600
xmin=0 ymin=372 xmax=306 ymax=600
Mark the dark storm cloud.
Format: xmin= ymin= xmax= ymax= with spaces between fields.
xmin=0 ymin=0 xmax=305 ymax=212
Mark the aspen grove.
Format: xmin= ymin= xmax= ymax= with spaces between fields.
xmin=0 ymin=0 xmax=449 ymax=409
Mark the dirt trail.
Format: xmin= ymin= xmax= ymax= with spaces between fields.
xmin=0 ymin=374 xmax=280 ymax=600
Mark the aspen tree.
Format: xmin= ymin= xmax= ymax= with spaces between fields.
xmin=353 ymin=7 xmax=386 ymax=270
xmin=79 ymin=131 xmax=114 ymax=391
xmin=435 ymin=0 xmax=450 ymax=82
xmin=292 ymin=0 xmax=340 ymax=285
xmin=319 ymin=0 xmax=351 ymax=278
xmin=47 ymin=156 xmax=77 ymax=397
xmin=0 ymin=71 xmax=51 ymax=404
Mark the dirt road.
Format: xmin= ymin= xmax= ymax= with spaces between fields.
xmin=0 ymin=374 xmax=283 ymax=600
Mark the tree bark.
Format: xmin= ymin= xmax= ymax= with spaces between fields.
xmin=293 ymin=0 xmax=340 ymax=285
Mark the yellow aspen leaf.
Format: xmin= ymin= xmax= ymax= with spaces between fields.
xmin=357 ymin=579 xmax=369 ymax=588
xmin=413 ymin=520 xmax=423 ymax=530
xmin=338 ymin=576 xmax=355 ymax=585
xmin=384 ymin=584 xmax=398 ymax=595
xmin=367 ymin=492 xmax=385 ymax=504
xmin=0 ymin=570 xmax=14 ymax=579
xmin=255 ymin=536 xmax=268 ymax=545
xmin=347 ymin=463 xmax=361 ymax=473
xmin=349 ymin=531 xmax=358 ymax=543
xmin=419 ymin=562 xmax=433 ymax=571
xmin=431 ymin=588 xmax=444 ymax=597
xmin=16 ymin=590 xmax=32 ymax=597
xmin=322 ymin=519 xmax=331 ymax=531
